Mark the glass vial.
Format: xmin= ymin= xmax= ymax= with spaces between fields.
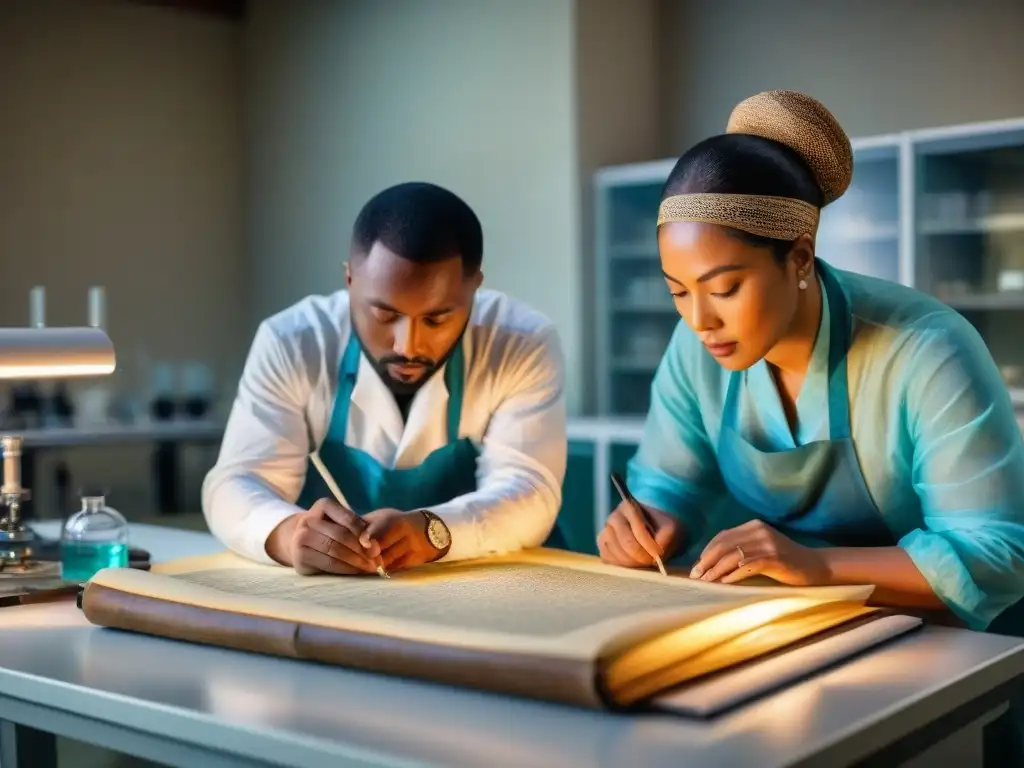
xmin=88 ymin=285 xmax=106 ymax=330
xmin=60 ymin=493 xmax=129 ymax=582
xmin=29 ymin=285 xmax=46 ymax=328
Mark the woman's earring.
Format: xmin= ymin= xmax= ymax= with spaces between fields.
xmin=798 ymin=277 xmax=808 ymax=290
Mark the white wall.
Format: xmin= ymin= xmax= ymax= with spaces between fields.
xmin=0 ymin=0 xmax=244 ymax=515
xmin=660 ymin=0 xmax=1024 ymax=151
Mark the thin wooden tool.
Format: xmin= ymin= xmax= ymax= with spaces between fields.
xmin=309 ymin=452 xmax=389 ymax=579
xmin=610 ymin=472 xmax=668 ymax=576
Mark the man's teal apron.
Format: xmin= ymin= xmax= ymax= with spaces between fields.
xmin=295 ymin=333 xmax=479 ymax=513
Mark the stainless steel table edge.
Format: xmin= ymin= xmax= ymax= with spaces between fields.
xmin=0 ymin=664 xmax=431 ymax=768
xmin=780 ymin=635 xmax=1024 ymax=767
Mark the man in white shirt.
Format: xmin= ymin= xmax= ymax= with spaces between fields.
xmin=202 ymin=181 xmax=567 ymax=576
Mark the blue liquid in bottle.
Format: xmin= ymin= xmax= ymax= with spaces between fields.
xmin=61 ymin=494 xmax=129 ymax=583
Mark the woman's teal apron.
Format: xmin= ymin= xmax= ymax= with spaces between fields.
xmin=715 ymin=259 xmax=893 ymax=550
xmin=295 ymin=334 xmax=479 ymax=514
xmin=714 ymin=258 xmax=1022 ymax=761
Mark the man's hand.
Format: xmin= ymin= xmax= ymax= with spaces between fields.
xmin=266 ymin=498 xmax=382 ymax=576
xmin=689 ymin=520 xmax=829 ymax=586
xmin=598 ymin=501 xmax=684 ymax=569
xmin=363 ymin=509 xmax=445 ymax=573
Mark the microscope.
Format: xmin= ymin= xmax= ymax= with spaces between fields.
xmin=0 ymin=435 xmax=47 ymax=574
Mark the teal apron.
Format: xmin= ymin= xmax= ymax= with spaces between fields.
xmin=715 ymin=259 xmax=893 ymax=550
xmin=295 ymin=334 xmax=479 ymax=513
xmin=715 ymin=259 xmax=1023 ymax=760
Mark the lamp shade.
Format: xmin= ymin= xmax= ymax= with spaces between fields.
xmin=0 ymin=327 xmax=116 ymax=379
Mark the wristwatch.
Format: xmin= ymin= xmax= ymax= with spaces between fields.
xmin=420 ymin=510 xmax=452 ymax=554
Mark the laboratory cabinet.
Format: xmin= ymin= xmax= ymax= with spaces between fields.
xmin=594 ymin=117 xmax=1024 ymax=416
xmin=911 ymin=124 xmax=1024 ymax=402
xmin=549 ymin=419 xmax=644 ymax=555
xmin=547 ymin=439 xmax=597 ymax=553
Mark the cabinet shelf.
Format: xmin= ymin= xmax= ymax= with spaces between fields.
xmin=919 ymin=213 xmax=1024 ymax=236
xmin=612 ymin=358 xmax=661 ymax=373
xmin=611 ymin=304 xmax=675 ymax=314
xmin=606 ymin=360 xmax=663 ymax=376
xmin=818 ymin=223 xmax=900 ymax=244
xmin=609 ymin=243 xmax=659 ymax=260
xmin=943 ymin=293 xmax=1024 ymax=311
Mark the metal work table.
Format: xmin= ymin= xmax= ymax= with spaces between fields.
xmin=0 ymin=525 xmax=1022 ymax=768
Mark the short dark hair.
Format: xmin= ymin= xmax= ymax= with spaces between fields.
xmin=351 ymin=182 xmax=483 ymax=274
xmin=660 ymin=134 xmax=823 ymax=261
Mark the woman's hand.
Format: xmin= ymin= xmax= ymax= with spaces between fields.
xmin=598 ymin=502 xmax=684 ymax=569
xmin=690 ymin=520 xmax=830 ymax=586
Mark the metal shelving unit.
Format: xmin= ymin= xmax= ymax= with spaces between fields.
xmin=816 ymin=134 xmax=905 ymax=284
xmin=594 ymin=118 xmax=1024 ymax=417
xmin=594 ymin=159 xmax=676 ymax=417
xmin=912 ymin=121 xmax=1024 ymax=401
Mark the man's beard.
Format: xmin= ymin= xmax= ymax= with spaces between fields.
xmin=351 ymin=319 xmax=463 ymax=397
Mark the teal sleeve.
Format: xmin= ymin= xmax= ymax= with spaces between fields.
xmin=626 ymin=323 xmax=723 ymax=536
xmin=899 ymin=315 xmax=1024 ymax=630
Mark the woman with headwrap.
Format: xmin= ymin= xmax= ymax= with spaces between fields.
xmin=599 ymin=91 xmax=1024 ymax=643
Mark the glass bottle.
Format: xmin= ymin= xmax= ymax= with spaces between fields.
xmin=60 ymin=493 xmax=129 ymax=582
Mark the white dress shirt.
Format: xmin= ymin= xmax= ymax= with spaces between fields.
xmin=202 ymin=288 xmax=567 ymax=565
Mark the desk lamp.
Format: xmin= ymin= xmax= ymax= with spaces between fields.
xmin=0 ymin=287 xmax=116 ymax=574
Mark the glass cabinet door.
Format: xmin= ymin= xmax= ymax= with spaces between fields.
xmin=913 ymin=126 xmax=1024 ymax=400
xmin=598 ymin=172 xmax=677 ymax=416
xmin=816 ymin=142 xmax=902 ymax=283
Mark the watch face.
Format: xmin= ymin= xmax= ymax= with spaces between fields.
xmin=426 ymin=517 xmax=451 ymax=549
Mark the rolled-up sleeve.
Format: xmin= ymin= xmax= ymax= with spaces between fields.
xmin=627 ymin=323 xmax=723 ymax=537
xmin=201 ymin=322 xmax=312 ymax=564
xmin=427 ymin=326 xmax=567 ymax=563
xmin=899 ymin=316 xmax=1024 ymax=630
